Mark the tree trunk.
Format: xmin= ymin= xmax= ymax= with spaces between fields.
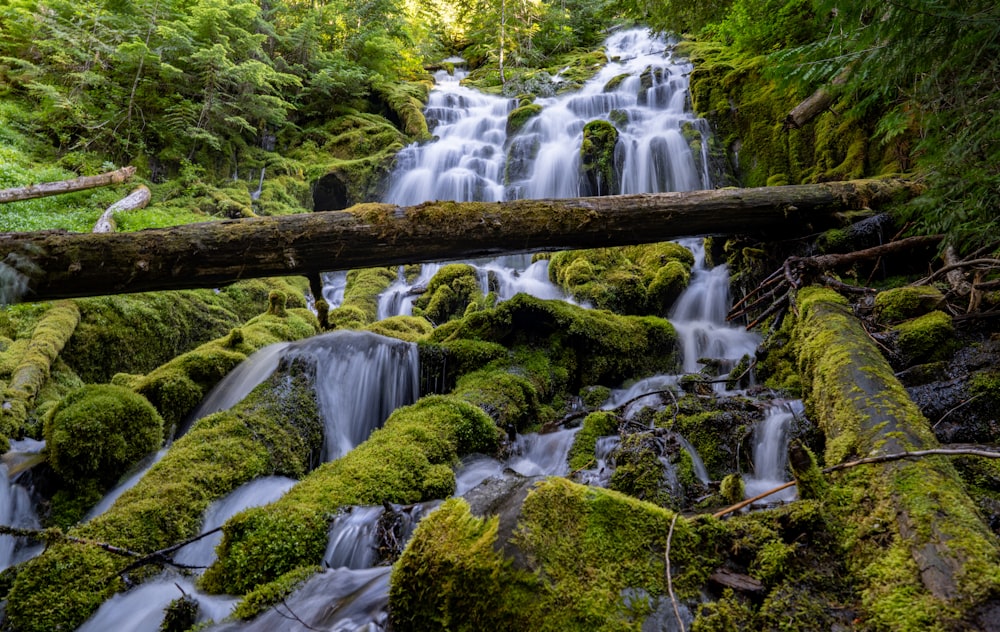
xmin=784 ymin=70 xmax=850 ymax=129
xmin=0 ymin=167 xmax=136 ymax=204
xmin=92 ymin=185 xmax=152 ymax=233
xmin=0 ymin=178 xmax=920 ymax=305
xmin=794 ymin=287 xmax=1000 ymax=621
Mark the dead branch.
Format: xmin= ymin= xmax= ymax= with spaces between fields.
xmin=93 ymin=185 xmax=151 ymax=233
xmin=665 ymin=514 xmax=685 ymax=632
xmin=0 ymin=167 xmax=136 ymax=204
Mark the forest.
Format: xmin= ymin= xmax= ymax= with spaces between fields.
xmin=0 ymin=0 xmax=999 ymax=630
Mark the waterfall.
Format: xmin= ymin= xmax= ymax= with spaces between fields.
xmin=743 ymin=401 xmax=803 ymax=504
xmin=0 ymin=460 xmax=41 ymax=571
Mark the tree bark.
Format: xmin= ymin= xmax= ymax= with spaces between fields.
xmin=92 ymin=185 xmax=152 ymax=233
xmin=0 ymin=167 xmax=136 ymax=204
xmin=784 ymin=70 xmax=850 ymax=129
xmin=0 ymin=178 xmax=920 ymax=304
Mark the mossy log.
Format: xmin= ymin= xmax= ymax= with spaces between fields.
xmin=0 ymin=300 xmax=80 ymax=445
xmin=793 ymin=287 xmax=1000 ymax=629
xmin=92 ymin=185 xmax=152 ymax=233
xmin=0 ymin=178 xmax=921 ymax=304
xmin=0 ymin=166 xmax=136 ymax=204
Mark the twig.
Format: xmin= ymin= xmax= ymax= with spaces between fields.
xmin=711 ymin=445 xmax=1000 ymax=519
xmin=932 ymin=394 xmax=984 ymax=429
xmin=915 ymin=259 xmax=1000 ymax=286
xmin=665 ymin=514 xmax=685 ymax=632
xmin=274 ymin=598 xmax=322 ymax=631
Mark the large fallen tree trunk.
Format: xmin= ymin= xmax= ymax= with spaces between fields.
xmin=0 ymin=166 xmax=136 ymax=204
xmin=793 ymin=287 xmax=1000 ymax=627
xmin=0 ymin=178 xmax=920 ymax=304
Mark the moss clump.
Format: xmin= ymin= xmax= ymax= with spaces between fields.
xmin=391 ymin=478 xmax=723 ymax=630
xmin=231 ymin=565 xmax=322 ymax=620
xmin=892 ymin=310 xmax=956 ymax=367
xmin=366 ymin=315 xmax=434 ymax=342
xmin=580 ymin=119 xmax=619 ymax=195
xmin=580 ymin=384 xmax=612 ymax=409
xmin=548 ymin=243 xmax=694 ymax=315
xmin=135 ymin=305 xmax=317 ymax=432
xmin=44 ymin=384 xmax=163 ymax=488
xmin=412 ymin=264 xmax=482 ymax=325
xmin=874 ymin=286 xmax=946 ymax=324
xmin=567 ymin=411 xmax=618 ymax=471
xmin=202 ymin=395 xmax=501 ymax=595
xmin=603 ymin=73 xmax=630 ymax=92
xmin=372 ymin=80 xmax=431 ymax=140
xmin=430 ymin=293 xmax=677 ymax=392
xmin=327 ymin=267 xmax=397 ymax=327
xmin=5 ymin=359 xmax=323 ymax=632
xmin=63 ymin=279 xmax=309 ymax=383
xmin=506 ymin=103 xmax=543 ymax=135
xmin=453 ymin=368 xmax=542 ymax=432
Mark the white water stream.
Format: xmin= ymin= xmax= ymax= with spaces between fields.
xmin=64 ymin=26 xmax=795 ymax=632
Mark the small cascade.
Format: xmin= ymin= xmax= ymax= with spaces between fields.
xmin=85 ymin=449 xmax=167 ymax=521
xmin=575 ymin=435 xmax=621 ymax=488
xmin=604 ymin=374 xmax=680 ymax=421
xmin=184 ymin=342 xmax=291 ymax=432
xmin=669 ymin=238 xmax=760 ymax=384
xmin=281 ymin=330 xmax=419 ymax=461
xmin=77 ymin=574 xmax=238 ymax=632
xmin=743 ymin=401 xmax=803 ymax=504
xmin=0 ymin=461 xmax=41 ymax=571
xmin=676 ymin=435 xmax=711 ymax=485
xmin=454 ymin=454 xmax=506 ymax=496
xmin=173 ymin=476 xmax=296 ymax=569
xmin=507 ymin=427 xmax=580 ymax=478
xmin=322 ymin=270 xmax=349 ymax=308
xmin=376 ymin=263 xmax=442 ymax=320
xmin=324 ymin=505 xmax=384 ymax=570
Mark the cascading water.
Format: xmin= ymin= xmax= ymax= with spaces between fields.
xmin=743 ymin=400 xmax=803 ymax=504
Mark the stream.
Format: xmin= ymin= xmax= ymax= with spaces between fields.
xmin=2 ymin=27 xmax=805 ymax=631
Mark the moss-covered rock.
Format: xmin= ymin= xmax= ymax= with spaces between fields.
xmin=580 ymin=119 xmax=619 ymax=195
xmin=366 ymin=315 xmax=434 ymax=342
xmin=548 ymin=243 xmax=694 ymax=315
xmin=327 ymin=267 xmax=397 ymax=328
xmin=134 ymin=302 xmax=317 ymax=433
xmin=390 ymin=478 xmax=723 ymax=630
xmin=891 ymin=310 xmax=956 ymax=367
xmin=430 ymin=293 xmax=678 ymax=391
xmin=201 ymin=395 xmax=501 ymax=595
xmin=372 ymin=80 xmax=432 ymax=140
xmin=44 ymin=384 xmax=163 ymax=488
xmin=567 ymin=411 xmax=618 ymax=471
xmin=874 ymin=286 xmax=946 ymax=324
xmin=412 ymin=264 xmax=482 ymax=325
xmin=453 ymin=368 xmax=542 ymax=433
xmin=507 ymin=103 xmax=543 ymax=135
xmin=5 ymin=356 xmax=324 ymax=632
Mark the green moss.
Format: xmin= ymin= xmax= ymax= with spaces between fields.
xmin=391 ymin=478 xmax=724 ymax=630
xmin=609 ymin=433 xmax=677 ymax=508
xmin=135 ymin=307 xmax=317 ymax=432
xmin=5 ymin=359 xmax=323 ymax=632
xmin=874 ymin=286 xmax=946 ymax=324
xmin=430 ymin=294 xmax=677 ymax=391
xmin=892 ymin=310 xmax=956 ymax=366
xmin=201 ymin=395 xmax=501 ymax=594
xmin=453 ymin=368 xmax=542 ymax=432
xmin=372 ymin=80 xmax=431 ymax=140
xmin=548 ymin=244 xmax=694 ymax=315
xmin=568 ymin=411 xmax=619 ymax=471
xmin=719 ymin=474 xmax=745 ymax=505
xmin=413 ymin=264 xmax=482 ymax=325
xmin=366 ymin=315 xmax=434 ymax=342
xmin=507 ymin=103 xmax=543 ymax=135
xmin=231 ymin=565 xmax=323 ymax=620
xmin=603 ymin=73 xmax=630 ymax=93
xmin=335 ymin=267 xmax=398 ymax=325
xmin=580 ymin=119 xmax=619 ymax=195
xmin=44 ymin=384 xmax=163 ymax=488
xmin=580 ymin=384 xmax=612 ymax=409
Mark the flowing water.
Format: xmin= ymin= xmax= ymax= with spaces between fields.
xmin=65 ymin=26 xmax=794 ymax=631
xmin=743 ymin=400 xmax=804 ymax=505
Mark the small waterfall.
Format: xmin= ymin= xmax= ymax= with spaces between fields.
xmin=669 ymin=238 xmax=760 ymax=382
xmin=743 ymin=401 xmax=802 ymax=504
xmin=322 ymin=270 xmax=349 ymax=307
xmin=77 ymin=574 xmax=238 ymax=632
xmin=506 ymin=428 xmax=580 ymax=478
xmin=324 ymin=505 xmax=384 ymax=570
xmin=282 ymin=331 xmax=419 ymax=462
xmin=173 ymin=476 xmax=296 ymax=569
xmin=676 ymin=435 xmax=711 ymax=485
xmin=575 ymin=436 xmax=621 ymax=488
xmin=376 ymin=263 xmax=442 ymax=320
xmin=0 ymin=461 xmax=41 ymax=571
xmin=85 ymin=449 xmax=167 ymax=521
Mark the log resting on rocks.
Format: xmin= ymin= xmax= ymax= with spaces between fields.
xmin=0 ymin=178 xmax=921 ymax=305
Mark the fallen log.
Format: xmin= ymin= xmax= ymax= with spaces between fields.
xmin=784 ymin=70 xmax=850 ymax=129
xmin=0 ymin=166 xmax=136 ymax=204
xmin=92 ymin=185 xmax=152 ymax=233
xmin=0 ymin=178 xmax=920 ymax=305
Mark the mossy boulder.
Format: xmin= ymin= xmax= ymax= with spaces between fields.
xmin=366 ymin=315 xmax=434 ymax=342
xmin=412 ymin=264 xmax=482 ymax=325
xmin=430 ymin=293 xmax=678 ymax=391
xmin=453 ymin=368 xmax=542 ymax=432
xmin=390 ymin=478 xmax=723 ymax=630
xmin=507 ymin=103 xmax=543 ymax=135
xmin=874 ymin=286 xmax=946 ymax=325
xmin=372 ymin=80 xmax=431 ymax=140
xmin=134 ymin=302 xmax=318 ymax=432
xmin=44 ymin=384 xmax=163 ymax=488
xmin=201 ymin=395 xmax=501 ymax=595
xmin=548 ymin=243 xmax=694 ymax=315
xmin=5 ymin=356 xmax=324 ymax=632
xmin=580 ymin=119 xmax=620 ymax=195
xmin=327 ymin=267 xmax=398 ymax=328
xmin=891 ymin=310 xmax=956 ymax=367
xmin=567 ymin=411 xmax=618 ymax=471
